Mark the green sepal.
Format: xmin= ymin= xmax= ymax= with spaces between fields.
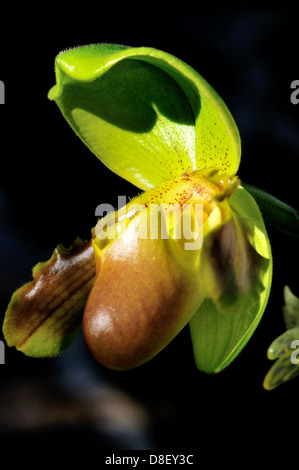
xmin=2 ymin=238 xmax=95 ymax=357
xmin=49 ymin=44 xmax=241 ymax=190
xmin=189 ymin=186 xmax=272 ymax=373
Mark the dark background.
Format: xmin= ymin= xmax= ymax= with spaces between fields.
xmin=0 ymin=4 xmax=298 ymax=461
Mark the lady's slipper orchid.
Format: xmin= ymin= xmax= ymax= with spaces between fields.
xmin=2 ymin=45 xmax=272 ymax=374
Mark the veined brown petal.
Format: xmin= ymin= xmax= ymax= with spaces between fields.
xmin=3 ymin=238 xmax=95 ymax=357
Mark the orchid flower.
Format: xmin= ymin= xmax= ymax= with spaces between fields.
xmin=264 ymin=286 xmax=299 ymax=390
xmin=3 ymin=45 xmax=273 ymax=373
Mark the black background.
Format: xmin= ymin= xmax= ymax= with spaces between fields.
xmin=0 ymin=4 xmax=298 ymax=462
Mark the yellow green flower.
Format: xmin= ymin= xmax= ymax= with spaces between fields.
xmin=2 ymin=45 xmax=272 ymax=373
xmin=264 ymin=286 xmax=299 ymax=390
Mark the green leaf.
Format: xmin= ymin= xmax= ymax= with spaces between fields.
xmin=2 ymin=238 xmax=95 ymax=357
xmin=243 ymin=184 xmax=299 ymax=238
xmin=189 ymin=186 xmax=272 ymax=373
xmin=49 ymin=44 xmax=241 ymax=191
